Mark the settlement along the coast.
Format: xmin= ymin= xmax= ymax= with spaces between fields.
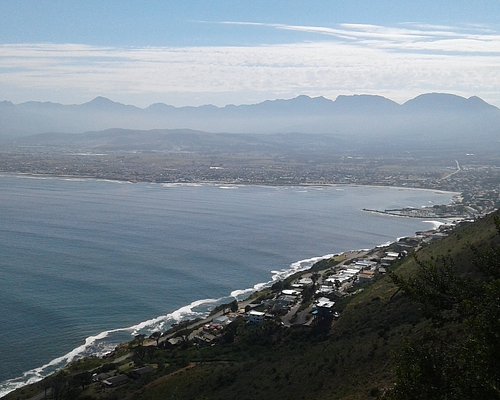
xmin=6 ymin=219 xmax=461 ymax=400
xmin=148 ymin=222 xmax=453 ymax=352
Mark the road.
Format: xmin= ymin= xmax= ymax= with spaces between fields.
xmin=441 ymin=160 xmax=461 ymax=180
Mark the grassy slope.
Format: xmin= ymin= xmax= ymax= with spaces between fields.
xmin=124 ymin=211 xmax=499 ymax=400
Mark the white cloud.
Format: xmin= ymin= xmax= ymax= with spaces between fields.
xmin=0 ymin=22 xmax=499 ymax=107
xmin=220 ymin=21 xmax=500 ymax=54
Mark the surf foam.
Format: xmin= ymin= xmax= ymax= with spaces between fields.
xmin=423 ymin=220 xmax=448 ymax=230
xmin=0 ymin=253 xmax=338 ymax=398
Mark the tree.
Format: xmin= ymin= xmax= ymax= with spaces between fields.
xmin=132 ymin=333 xmax=146 ymax=347
xmin=150 ymin=331 xmax=162 ymax=347
xmin=134 ymin=345 xmax=146 ymax=362
xmin=385 ymin=218 xmax=500 ymax=400
xmin=41 ymin=378 xmax=52 ymax=399
xmin=73 ymin=371 xmax=92 ymax=391
xmin=229 ymin=299 xmax=239 ymax=313
xmin=49 ymin=373 xmax=68 ymax=400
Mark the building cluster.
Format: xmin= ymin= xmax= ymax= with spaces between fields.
xmin=172 ymin=250 xmax=411 ymax=345
xmin=91 ymin=364 xmax=156 ymax=389
xmin=2 ymin=149 xmax=499 ymax=219
xmin=157 ymin=220 xmax=460 ymax=351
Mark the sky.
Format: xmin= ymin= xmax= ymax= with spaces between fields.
xmin=1 ymin=0 xmax=500 ymax=107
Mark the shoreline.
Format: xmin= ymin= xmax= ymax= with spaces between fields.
xmin=0 ymin=177 xmax=459 ymax=398
xmin=363 ymin=208 xmax=464 ymax=221
xmin=0 ymin=251 xmax=349 ymax=398
xmin=0 ymin=172 xmax=461 ymax=197
xmin=0 ymin=238 xmax=415 ymax=398
xmin=0 ymin=209 xmax=455 ymax=399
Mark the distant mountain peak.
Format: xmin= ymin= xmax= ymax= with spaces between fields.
xmin=146 ymin=102 xmax=175 ymax=112
xmin=403 ymin=92 xmax=497 ymax=112
xmin=405 ymin=92 xmax=467 ymax=103
xmin=81 ymin=96 xmax=140 ymax=111
xmin=332 ymin=94 xmax=399 ymax=112
xmin=467 ymin=95 xmax=499 ymax=110
xmin=335 ymin=94 xmax=396 ymax=103
xmin=84 ymin=96 xmax=117 ymax=106
xmin=293 ymin=94 xmax=312 ymax=100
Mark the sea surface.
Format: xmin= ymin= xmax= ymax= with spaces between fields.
xmin=0 ymin=175 xmax=455 ymax=396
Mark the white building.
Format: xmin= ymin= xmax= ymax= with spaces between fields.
xmin=247 ymin=310 xmax=265 ymax=324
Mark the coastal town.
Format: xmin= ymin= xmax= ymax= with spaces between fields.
xmin=145 ymin=221 xmax=454 ymax=352
xmin=0 ymin=145 xmax=498 ymax=219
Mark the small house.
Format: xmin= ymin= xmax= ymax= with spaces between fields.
xmin=247 ymin=310 xmax=265 ymax=324
xmin=281 ymin=289 xmax=301 ymax=296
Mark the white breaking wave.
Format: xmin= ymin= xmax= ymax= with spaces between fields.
xmin=69 ymin=153 xmax=107 ymax=156
xmin=230 ymin=287 xmax=257 ymax=298
xmin=0 ymin=240 xmax=410 ymax=397
xmin=0 ymin=252 xmax=338 ymax=398
xmin=94 ymin=179 xmax=133 ymax=184
xmin=0 ymin=330 xmax=118 ymax=398
xmin=1 ymin=173 xmax=134 ymax=185
xmin=271 ymin=254 xmax=335 ymax=281
xmin=376 ymin=240 xmax=394 ymax=248
xmin=422 ymin=220 xmax=447 ymax=230
xmin=229 ymin=255 xmax=336 ymax=300
xmin=161 ymin=182 xmax=205 ymax=188
xmin=0 ymin=296 xmax=219 ymax=398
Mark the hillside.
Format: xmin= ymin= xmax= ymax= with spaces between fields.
xmin=5 ymin=210 xmax=499 ymax=400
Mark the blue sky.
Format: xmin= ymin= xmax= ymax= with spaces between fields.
xmin=1 ymin=1 xmax=500 ymax=106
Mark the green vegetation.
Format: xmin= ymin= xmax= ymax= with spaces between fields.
xmin=5 ymin=211 xmax=499 ymax=400
xmin=385 ymin=216 xmax=500 ymax=400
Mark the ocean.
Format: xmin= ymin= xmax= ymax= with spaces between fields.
xmin=0 ymin=175 xmax=455 ymax=397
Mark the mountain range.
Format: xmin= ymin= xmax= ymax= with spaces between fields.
xmin=1 ymin=93 xmax=499 ymax=147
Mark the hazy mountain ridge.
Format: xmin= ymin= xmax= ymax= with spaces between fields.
xmin=1 ymin=93 xmax=499 ymax=144
xmin=9 ymin=129 xmax=346 ymax=155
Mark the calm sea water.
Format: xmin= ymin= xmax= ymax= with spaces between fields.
xmin=0 ymin=175 xmax=454 ymax=396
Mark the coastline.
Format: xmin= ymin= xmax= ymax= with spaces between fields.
xmin=0 ymin=249 xmax=342 ymax=398
xmin=0 ymin=218 xmax=449 ymax=399
xmin=362 ymin=208 xmax=463 ymax=221
xmin=3 ymin=209 xmax=496 ymax=400
xmin=0 ymin=172 xmax=461 ymax=197
xmin=0 ymin=175 xmax=459 ymax=398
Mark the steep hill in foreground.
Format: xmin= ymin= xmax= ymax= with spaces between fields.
xmin=5 ymin=211 xmax=499 ymax=400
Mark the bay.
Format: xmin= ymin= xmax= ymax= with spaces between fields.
xmin=0 ymin=175 xmax=454 ymax=396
